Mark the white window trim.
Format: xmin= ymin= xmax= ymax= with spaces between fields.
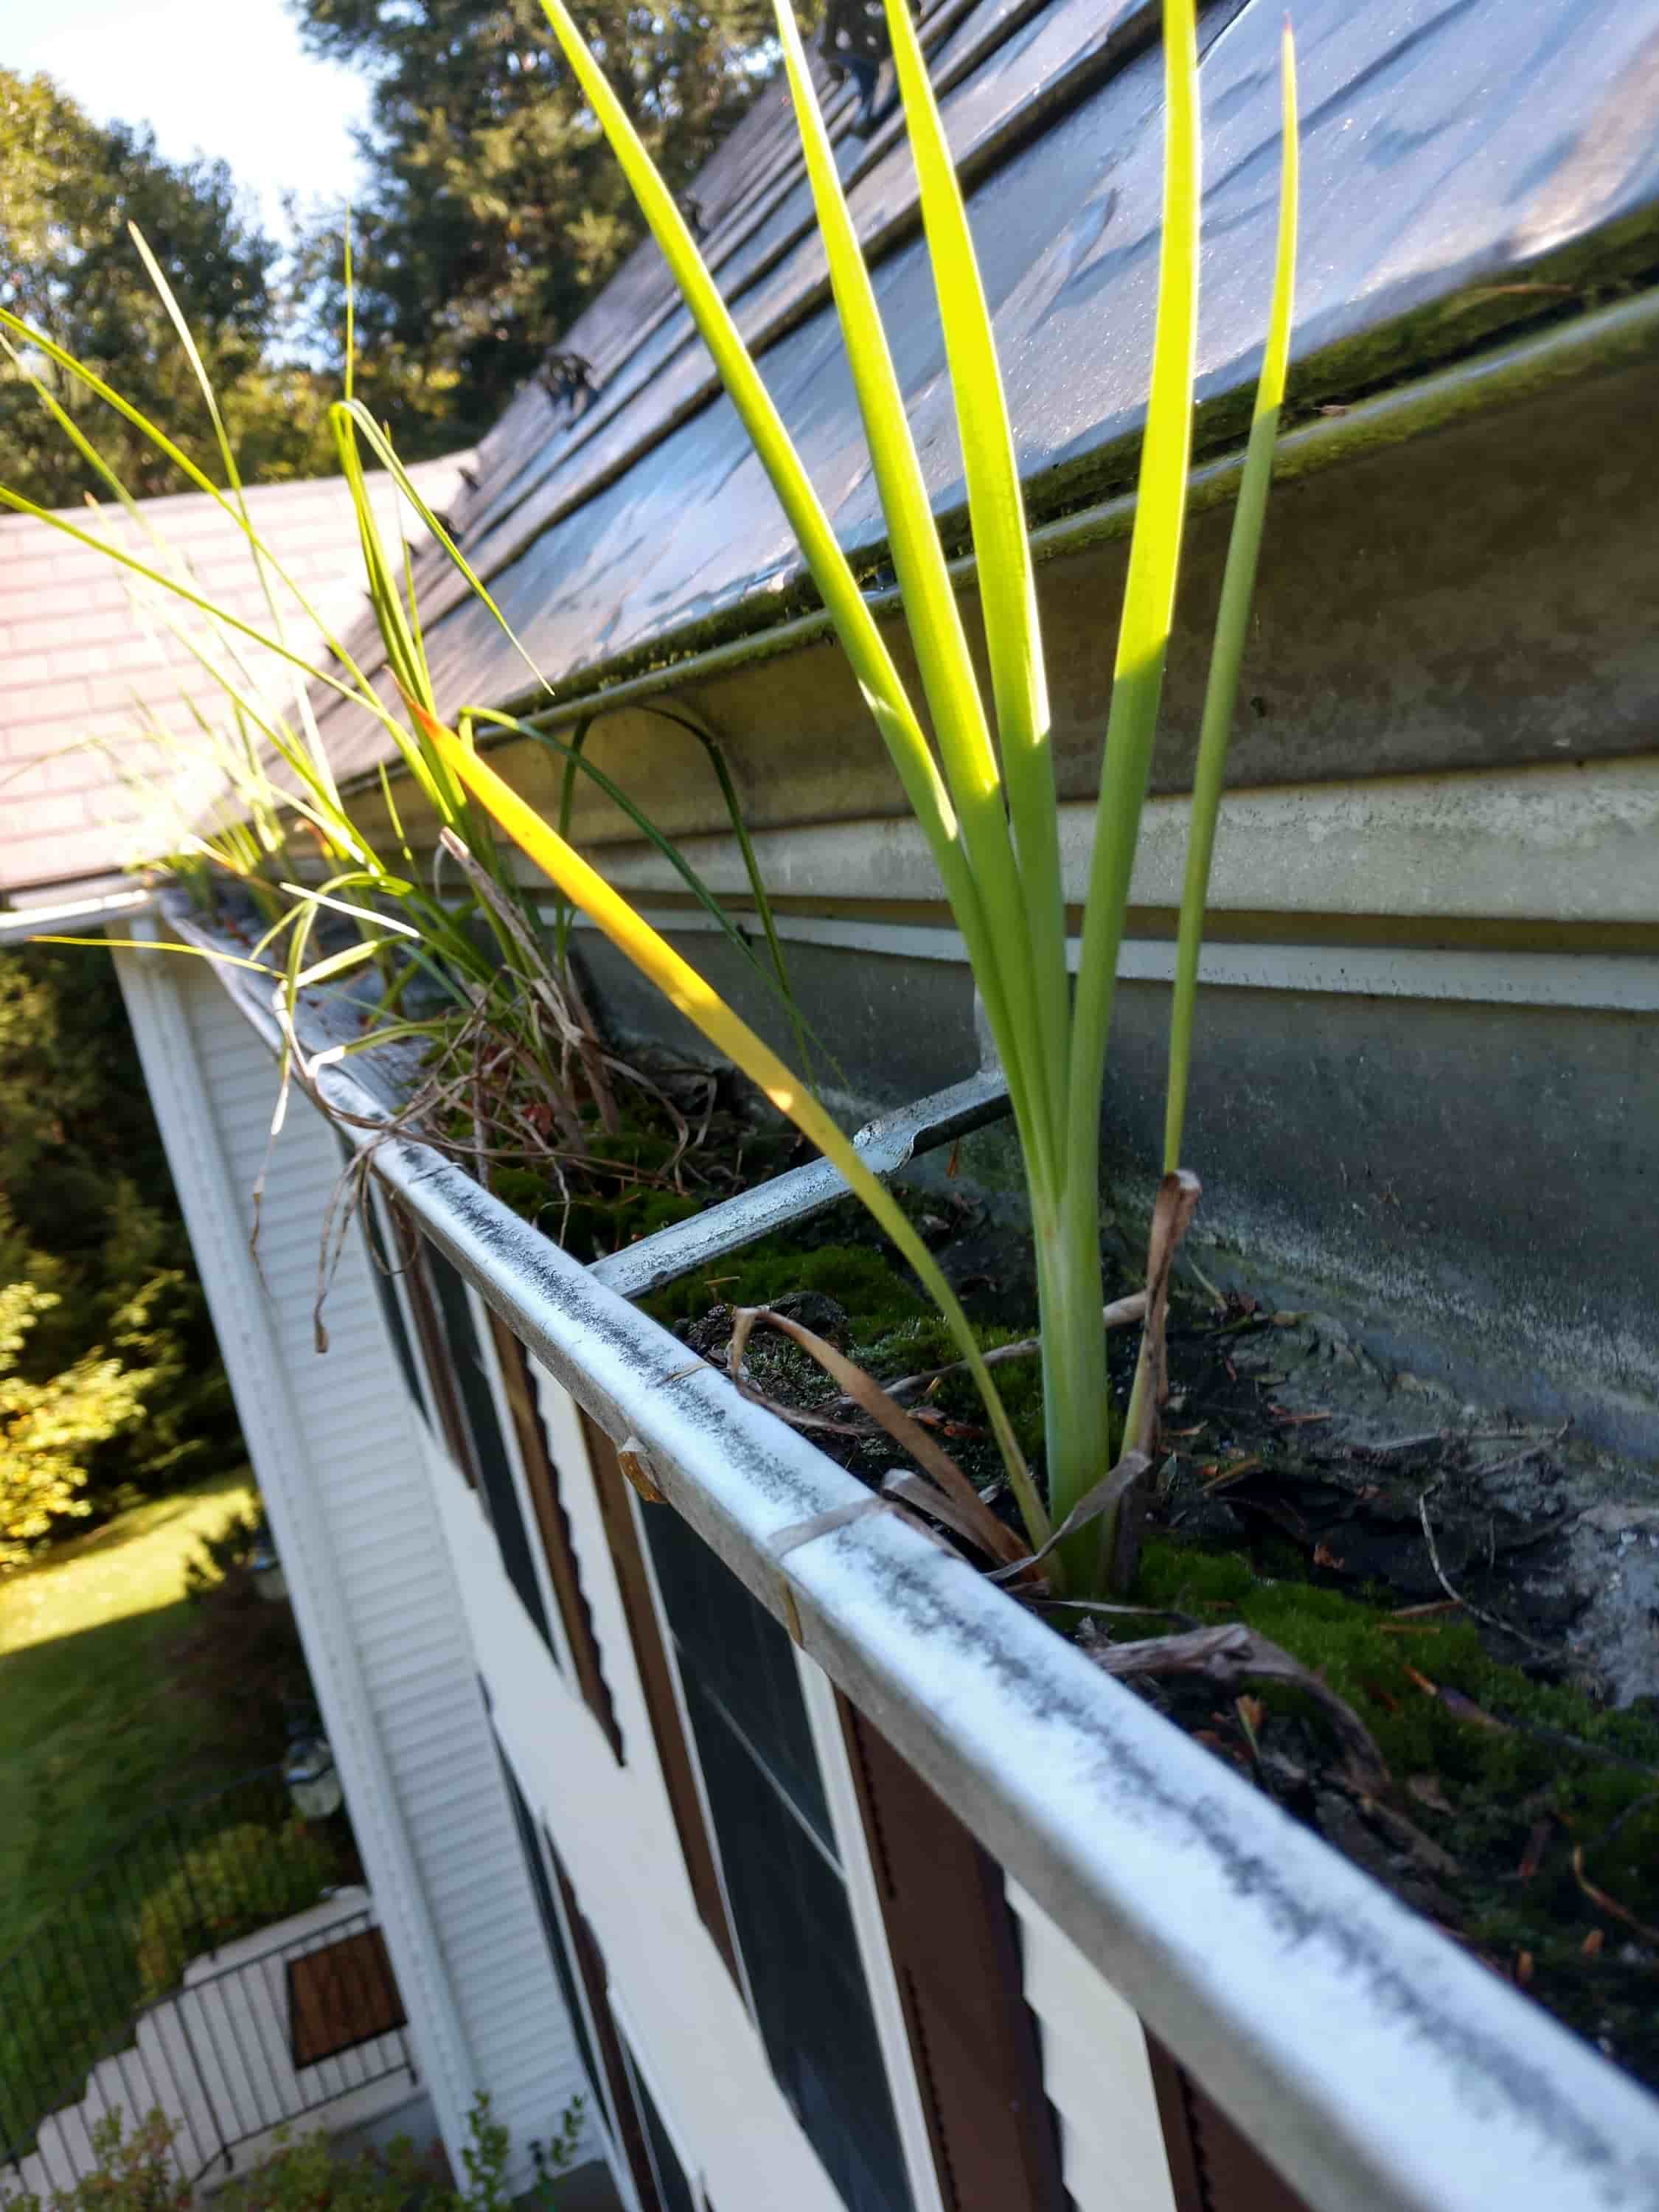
xmin=796 ymin=1656 xmax=947 ymax=2212
xmin=526 ymin=1817 xmax=644 ymax=2212
xmin=633 ymin=1488 xmax=942 ymax=2212
xmin=609 ymin=1984 xmax=712 ymax=2212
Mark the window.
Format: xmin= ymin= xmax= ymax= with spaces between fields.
xmin=641 ymin=1500 xmax=914 ymax=2212
xmin=620 ymin=2036 xmax=699 ymax=2212
xmin=494 ymin=1739 xmax=605 ymax=2112
xmin=364 ymin=1200 xmax=428 ymax=1422
xmin=484 ymin=1318 xmax=622 ymax=1761
xmin=397 ymin=1215 xmax=554 ymax=1653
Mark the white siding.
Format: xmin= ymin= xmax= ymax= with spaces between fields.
xmin=472 ymin=1366 xmax=864 ymax=2212
xmin=1006 ymin=1882 xmax=1177 ymax=2212
xmin=117 ymin=945 xmax=587 ymax=2191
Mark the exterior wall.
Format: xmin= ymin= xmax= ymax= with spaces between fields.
xmin=114 ymin=939 xmax=588 ymax=2192
xmin=448 ymin=1361 xmax=877 ymax=2212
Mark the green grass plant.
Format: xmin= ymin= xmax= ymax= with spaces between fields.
xmin=432 ymin=0 xmax=1299 ymax=1589
xmin=1 ymin=0 xmax=1298 ymax=1596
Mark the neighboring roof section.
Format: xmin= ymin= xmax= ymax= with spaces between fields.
xmin=311 ymin=0 xmax=1659 ymax=782
xmin=0 ymin=456 xmax=472 ymax=900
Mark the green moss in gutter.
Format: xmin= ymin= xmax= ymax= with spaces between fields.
xmin=1130 ymin=1537 xmax=1659 ymax=2081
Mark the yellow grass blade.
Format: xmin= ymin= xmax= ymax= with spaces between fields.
xmin=1164 ymin=22 xmax=1298 ymax=1171
xmin=417 ymin=705 xmax=1051 ymax=1551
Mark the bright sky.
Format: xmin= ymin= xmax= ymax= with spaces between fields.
xmin=2 ymin=0 xmax=369 ymax=239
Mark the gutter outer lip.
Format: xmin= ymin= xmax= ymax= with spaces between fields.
xmin=163 ymin=895 xmax=1659 ymax=2212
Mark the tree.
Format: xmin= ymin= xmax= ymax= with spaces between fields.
xmin=0 ymin=69 xmax=337 ymax=507
xmin=293 ymin=0 xmax=778 ymax=452
xmin=0 ymin=1282 xmax=152 ymax=1565
xmin=0 ymin=947 xmax=238 ymax=1557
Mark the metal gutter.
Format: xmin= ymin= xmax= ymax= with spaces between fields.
xmin=0 ymin=888 xmax=154 ymax=945
xmin=168 ymin=895 xmax=1659 ymax=2212
xmin=589 ymin=1063 xmax=1009 ymax=1300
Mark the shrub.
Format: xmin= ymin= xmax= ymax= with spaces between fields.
xmin=7 ymin=2107 xmax=190 ymax=2212
xmin=134 ymin=1822 xmax=339 ymax=2000
xmin=12 ymin=2092 xmax=585 ymax=2212
xmin=212 ymin=2124 xmax=445 ymax=2212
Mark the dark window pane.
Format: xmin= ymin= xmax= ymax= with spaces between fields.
xmin=336 ymin=1145 xmax=428 ymax=1428
xmin=625 ymin=2047 xmax=698 ymax=2212
xmin=425 ymin=1242 xmax=554 ymax=1651
xmin=643 ymin=1503 xmax=830 ymax=1850
xmin=643 ymin=1509 xmax=911 ymax=2212
xmin=493 ymin=1740 xmax=603 ymax=2107
xmin=680 ymin=1672 xmax=911 ymax=2212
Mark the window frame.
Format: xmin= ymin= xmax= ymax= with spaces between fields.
xmin=797 ymin=1658 xmax=950 ymax=2212
xmin=481 ymin=1321 xmax=625 ymax=1762
xmin=629 ymin=1472 xmax=924 ymax=2212
xmin=609 ymin=1987 xmax=710 ymax=2212
xmin=463 ymin=1278 xmax=576 ymax=1670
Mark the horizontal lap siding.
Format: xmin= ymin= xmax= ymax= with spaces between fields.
xmin=173 ymin=964 xmax=586 ymax=2188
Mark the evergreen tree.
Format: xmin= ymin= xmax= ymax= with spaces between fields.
xmin=293 ymin=0 xmax=777 ymax=451
xmin=0 ymin=68 xmax=338 ymax=507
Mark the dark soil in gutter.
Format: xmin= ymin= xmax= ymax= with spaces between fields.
xmin=479 ymin=1082 xmax=1659 ymax=2103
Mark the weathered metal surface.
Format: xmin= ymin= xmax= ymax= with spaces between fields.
xmin=588 ymin=1062 xmax=1010 ymax=1300
xmin=317 ymin=0 xmax=1659 ymax=786
xmin=171 ymin=894 xmax=1659 ymax=2212
xmin=333 ymin=0 xmax=1073 ymax=688
xmin=324 ymin=314 xmax=1659 ymax=838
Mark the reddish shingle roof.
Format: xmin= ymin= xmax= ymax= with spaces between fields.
xmin=0 ymin=456 xmax=471 ymax=900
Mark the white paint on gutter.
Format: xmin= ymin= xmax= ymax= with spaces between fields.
xmin=570 ymin=756 xmax=1659 ymax=927
xmin=170 ymin=894 xmax=1659 ymax=2212
xmin=0 ymin=888 xmax=154 ymax=943
xmin=573 ymin=906 xmax=1659 ymax=1014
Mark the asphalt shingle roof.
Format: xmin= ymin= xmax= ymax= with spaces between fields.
xmin=0 ymin=456 xmax=470 ymax=900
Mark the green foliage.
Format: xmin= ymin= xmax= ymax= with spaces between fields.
xmin=0 ymin=1282 xmax=150 ymax=1565
xmin=0 ymin=948 xmax=238 ymax=1559
xmin=290 ymin=0 xmax=778 ymax=449
xmin=170 ymin=1503 xmax=317 ymax=1765
xmin=7 ymin=2106 xmax=190 ymax=2212
xmin=10 ymin=2092 xmax=583 ymax=2212
xmin=133 ymin=1820 xmax=340 ymax=2001
xmin=213 ymin=2125 xmax=448 ymax=2212
xmin=1133 ymin=1535 xmax=1659 ymax=1911
xmin=0 ymin=70 xmax=337 ymax=507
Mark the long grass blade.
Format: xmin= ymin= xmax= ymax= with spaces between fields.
xmin=420 ymin=704 xmax=1051 ymax=1551
xmin=1164 ymin=24 xmax=1298 ymax=1171
xmin=474 ymin=706 xmax=812 ymax=1029
xmin=535 ymin=0 xmax=994 ymax=972
xmin=771 ymin=0 xmax=1057 ymax=1186
xmin=1064 ymin=0 xmax=1201 ymax=1209
xmin=881 ymin=0 xmax=1071 ymax=1121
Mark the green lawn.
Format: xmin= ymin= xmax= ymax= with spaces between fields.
xmin=0 ymin=1468 xmax=257 ymax=1961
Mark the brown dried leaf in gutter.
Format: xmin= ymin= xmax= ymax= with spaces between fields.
xmin=727 ymin=1305 xmax=1031 ymax=1571
xmin=1086 ymin=1623 xmax=1391 ymax=1794
xmin=1110 ymin=1172 xmax=1202 ymax=1591
xmin=866 ymin=1290 xmax=1147 ymax=1408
